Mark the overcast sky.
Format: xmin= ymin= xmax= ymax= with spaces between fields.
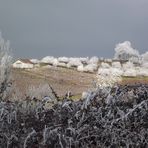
xmin=0 ymin=0 xmax=148 ymax=59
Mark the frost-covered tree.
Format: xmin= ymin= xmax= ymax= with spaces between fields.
xmin=0 ymin=32 xmax=13 ymax=100
xmin=141 ymin=51 xmax=148 ymax=62
xmin=114 ymin=41 xmax=140 ymax=63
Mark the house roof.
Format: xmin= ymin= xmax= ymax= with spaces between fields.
xmin=18 ymin=59 xmax=34 ymax=64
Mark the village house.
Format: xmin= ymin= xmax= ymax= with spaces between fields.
xmin=13 ymin=59 xmax=34 ymax=69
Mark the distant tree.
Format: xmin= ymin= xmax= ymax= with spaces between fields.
xmin=0 ymin=32 xmax=13 ymax=100
xmin=114 ymin=41 xmax=140 ymax=63
xmin=141 ymin=51 xmax=148 ymax=62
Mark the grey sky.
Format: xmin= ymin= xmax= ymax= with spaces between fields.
xmin=0 ymin=0 xmax=148 ymax=59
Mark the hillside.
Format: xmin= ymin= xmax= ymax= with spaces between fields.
xmin=11 ymin=66 xmax=148 ymax=99
xmin=11 ymin=66 xmax=96 ymax=98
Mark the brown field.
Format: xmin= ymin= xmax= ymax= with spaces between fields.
xmin=11 ymin=67 xmax=148 ymax=98
xmin=11 ymin=67 xmax=96 ymax=98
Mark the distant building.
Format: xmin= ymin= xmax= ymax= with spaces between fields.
xmin=13 ymin=59 xmax=34 ymax=69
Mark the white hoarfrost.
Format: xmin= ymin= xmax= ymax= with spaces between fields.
xmin=100 ymin=62 xmax=110 ymax=68
xmin=58 ymin=57 xmax=69 ymax=63
xmin=77 ymin=65 xmax=84 ymax=72
xmin=77 ymin=63 xmax=98 ymax=73
xmin=52 ymin=58 xmax=59 ymax=66
xmin=83 ymin=64 xmax=98 ymax=73
xmin=30 ymin=59 xmax=40 ymax=64
xmin=136 ymin=67 xmax=148 ymax=77
xmin=0 ymin=32 xmax=13 ymax=99
xmin=123 ymin=69 xmax=137 ymax=77
xmin=122 ymin=61 xmax=134 ymax=70
xmin=67 ymin=58 xmax=82 ymax=68
xmin=57 ymin=62 xmax=67 ymax=68
xmin=114 ymin=41 xmax=140 ymax=62
xmin=79 ymin=57 xmax=89 ymax=64
xmin=88 ymin=56 xmax=99 ymax=64
xmin=141 ymin=62 xmax=148 ymax=69
xmin=41 ymin=56 xmax=55 ymax=64
xmin=141 ymin=52 xmax=148 ymax=62
xmin=97 ymin=67 xmax=122 ymax=87
xmin=112 ymin=62 xmax=122 ymax=69
xmin=122 ymin=61 xmax=137 ymax=77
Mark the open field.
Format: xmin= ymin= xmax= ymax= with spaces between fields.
xmin=11 ymin=67 xmax=148 ymax=98
xmin=11 ymin=67 xmax=96 ymax=98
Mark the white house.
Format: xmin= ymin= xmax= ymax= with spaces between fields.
xmin=13 ymin=59 xmax=34 ymax=69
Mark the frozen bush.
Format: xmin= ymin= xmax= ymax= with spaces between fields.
xmin=123 ymin=69 xmax=137 ymax=77
xmin=67 ymin=57 xmax=82 ymax=68
xmin=30 ymin=59 xmax=40 ymax=64
xmin=112 ymin=61 xmax=122 ymax=69
xmin=58 ymin=57 xmax=69 ymax=63
xmin=97 ymin=68 xmax=122 ymax=87
xmin=41 ymin=56 xmax=55 ymax=64
xmin=110 ymin=67 xmax=123 ymax=76
xmin=79 ymin=57 xmax=89 ymax=64
xmin=136 ymin=67 xmax=148 ymax=76
xmin=141 ymin=62 xmax=148 ymax=68
xmin=141 ymin=51 xmax=148 ymax=62
xmin=114 ymin=41 xmax=140 ymax=62
xmin=77 ymin=65 xmax=84 ymax=72
xmin=83 ymin=64 xmax=98 ymax=73
xmin=57 ymin=62 xmax=67 ymax=68
xmin=122 ymin=61 xmax=134 ymax=70
xmin=0 ymin=32 xmax=13 ymax=100
xmin=100 ymin=62 xmax=110 ymax=68
xmin=52 ymin=58 xmax=59 ymax=66
xmin=104 ymin=58 xmax=112 ymax=63
xmin=88 ymin=56 xmax=98 ymax=64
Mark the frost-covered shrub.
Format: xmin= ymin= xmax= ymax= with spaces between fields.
xmin=57 ymin=62 xmax=67 ymax=68
xmin=141 ymin=51 xmax=148 ymax=62
xmin=100 ymin=62 xmax=110 ymax=68
xmin=122 ymin=61 xmax=134 ymax=70
xmin=67 ymin=58 xmax=82 ymax=68
xmin=52 ymin=58 xmax=59 ymax=66
xmin=40 ymin=56 xmax=55 ymax=64
xmin=77 ymin=65 xmax=84 ymax=72
xmin=0 ymin=32 xmax=13 ymax=100
xmin=83 ymin=64 xmax=98 ymax=73
xmin=79 ymin=57 xmax=89 ymax=64
xmin=30 ymin=59 xmax=40 ymax=64
xmin=104 ymin=58 xmax=112 ymax=63
xmin=141 ymin=62 xmax=148 ymax=68
xmin=123 ymin=69 xmax=137 ymax=77
xmin=122 ymin=62 xmax=137 ymax=77
xmin=97 ymin=68 xmax=122 ymax=87
xmin=114 ymin=41 xmax=140 ymax=62
xmin=0 ymin=83 xmax=148 ymax=147
xmin=87 ymin=56 xmax=98 ymax=64
xmin=112 ymin=61 xmax=122 ymax=69
xmin=136 ymin=67 xmax=148 ymax=77
xmin=58 ymin=57 xmax=69 ymax=63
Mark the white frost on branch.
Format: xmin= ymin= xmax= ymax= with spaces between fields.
xmin=97 ymin=67 xmax=122 ymax=88
xmin=58 ymin=57 xmax=69 ymax=63
xmin=67 ymin=57 xmax=82 ymax=68
xmin=114 ymin=41 xmax=140 ymax=62
xmin=40 ymin=56 xmax=55 ymax=64
xmin=0 ymin=32 xmax=13 ymax=99
xmin=141 ymin=51 xmax=148 ymax=62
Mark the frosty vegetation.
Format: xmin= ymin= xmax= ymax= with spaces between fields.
xmin=0 ymin=83 xmax=148 ymax=147
xmin=13 ymin=41 xmax=148 ymax=77
xmin=1 ymin=33 xmax=148 ymax=147
xmin=0 ymin=32 xmax=13 ymax=100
